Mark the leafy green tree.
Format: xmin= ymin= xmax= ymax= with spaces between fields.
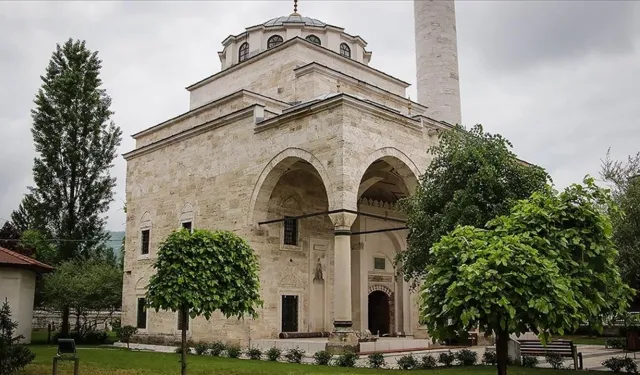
xmin=42 ymin=261 xmax=122 ymax=337
xmin=0 ymin=299 xmax=35 ymax=374
xmin=26 ymin=38 xmax=122 ymax=335
xmin=398 ymin=124 xmax=549 ymax=284
xmin=146 ymin=229 xmax=263 ymax=375
xmin=420 ymin=177 xmax=633 ymax=375
xmin=18 ymin=230 xmax=56 ymax=265
xmin=601 ymin=150 xmax=640 ymax=309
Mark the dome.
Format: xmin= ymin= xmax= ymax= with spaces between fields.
xmin=263 ymin=14 xmax=326 ymax=27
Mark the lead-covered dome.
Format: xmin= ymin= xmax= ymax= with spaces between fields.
xmin=263 ymin=14 xmax=326 ymax=27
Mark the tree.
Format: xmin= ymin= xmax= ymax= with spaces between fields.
xmin=42 ymin=261 xmax=122 ymax=338
xmin=10 ymin=194 xmax=41 ymax=234
xmin=601 ymin=150 xmax=640 ymax=309
xmin=0 ymin=222 xmax=21 ymax=253
xmin=0 ymin=299 xmax=35 ymax=375
xmin=146 ymin=229 xmax=263 ymax=375
xmin=398 ymin=124 xmax=550 ymax=284
xmin=420 ymin=177 xmax=633 ymax=375
xmin=18 ymin=230 xmax=56 ymax=265
xmin=27 ymin=38 xmax=122 ymax=335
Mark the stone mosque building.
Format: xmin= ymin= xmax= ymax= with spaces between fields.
xmin=122 ymin=0 xmax=462 ymax=346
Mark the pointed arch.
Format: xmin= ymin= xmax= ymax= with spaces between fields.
xmin=247 ymin=148 xmax=334 ymax=225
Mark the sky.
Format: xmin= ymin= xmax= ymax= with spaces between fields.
xmin=1 ymin=0 xmax=639 ymax=232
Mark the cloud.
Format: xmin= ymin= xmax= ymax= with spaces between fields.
xmin=1 ymin=1 xmax=639 ymax=231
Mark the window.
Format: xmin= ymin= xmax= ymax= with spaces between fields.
xmin=239 ymin=42 xmax=250 ymax=62
xmin=305 ymin=35 xmax=321 ymax=46
xmin=177 ymin=309 xmax=189 ymax=331
xmin=267 ymin=35 xmax=283 ymax=49
xmin=182 ymin=221 xmax=192 ymax=232
xmin=283 ymin=217 xmax=297 ymax=246
xmin=136 ymin=298 xmax=147 ymax=329
xmin=141 ymin=229 xmax=150 ymax=255
xmin=374 ymin=257 xmax=386 ymax=270
xmin=340 ymin=43 xmax=351 ymax=58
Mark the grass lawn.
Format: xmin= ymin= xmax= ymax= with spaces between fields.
xmin=24 ymin=346 xmax=575 ymax=375
xmin=557 ymin=335 xmax=609 ymax=346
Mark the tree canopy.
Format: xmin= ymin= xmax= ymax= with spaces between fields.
xmin=398 ymin=124 xmax=550 ymax=284
xmin=601 ymin=150 xmax=640 ymax=308
xmin=420 ymin=177 xmax=633 ymax=375
xmin=25 ymin=38 xmax=122 ymax=262
xmin=146 ymin=229 xmax=262 ymax=375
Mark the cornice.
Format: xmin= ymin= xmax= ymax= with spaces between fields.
xmin=123 ymin=106 xmax=258 ymax=160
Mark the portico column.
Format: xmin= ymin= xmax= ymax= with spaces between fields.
xmin=328 ymin=212 xmax=357 ymax=330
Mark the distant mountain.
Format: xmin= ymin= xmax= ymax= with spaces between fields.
xmin=107 ymin=231 xmax=125 ymax=259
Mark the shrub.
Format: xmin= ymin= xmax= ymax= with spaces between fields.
xmin=522 ymin=356 xmax=539 ymax=368
xmin=115 ymin=325 xmax=137 ymax=349
xmin=455 ymin=349 xmax=478 ymax=366
xmin=266 ymin=347 xmax=282 ymax=361
xmin=421 ymin=354 xmax=438 ymax=369
xmin=54 ymin=329 xmax=110 ymax=345
xmin=209 ymin=341 xmax=226 ymax=356
xmin=545 ymin=352 xmax=564 ymax=369
xmin=482 ymin=350 xmax=497 ymax=365
xmin=194 ymin=342 xmax=209 ymax=356
xmin=284 ymin=347 xmax=305 ymax=363
xmin=313 ymin=350 xmax=332 ymax=366
xmin=397 ymin=354 xmax=419 ymax=370
xmin=602 ymin=357 xmax=638 ymax=373
xmin=247 ymin=347 xmax=262 ymax=360
xmin=0 ymin=299 xmax=35 ymax=375
xmin=226 ymin=344 xmax=242 ymax=359
xmin=334 ymin=352 xmax=358 ymax=367
xmin=606 ymin=338 xmax=625 ymax=349
xmin=438 ymin=351 xmax=456 ymax=367
xmin=368 ymin=352 xmax=386 ymax=369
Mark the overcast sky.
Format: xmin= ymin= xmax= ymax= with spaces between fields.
xmin=1 ymin=0 xmax=639 ymax=232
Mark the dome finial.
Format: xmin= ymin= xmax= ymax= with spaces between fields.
xmin=291 ymin=0 xmax=300 ymax=16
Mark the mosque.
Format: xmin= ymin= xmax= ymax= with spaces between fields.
xmin=122 ymin=0 xmax=462 ymax=350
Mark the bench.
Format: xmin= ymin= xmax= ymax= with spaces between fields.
xmin=518 ymin=339 xmax=583 ymax=370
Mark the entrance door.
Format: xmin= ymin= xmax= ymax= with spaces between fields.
xmin=281 ymin=295 xmax=298 ymax=332
xmin=368 ymin=291 xmax=390 ymax=335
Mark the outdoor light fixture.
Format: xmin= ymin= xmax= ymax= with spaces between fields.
xmin=52 ymin=338 xmax=79 ymax=375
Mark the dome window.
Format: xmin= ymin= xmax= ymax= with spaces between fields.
xmin=305 ymin=35 xmax=321 ymax=46
xmin=267 ymin=35 xmax=284 ymax=49
xmin=340 ymin=43 xmax=351 ymax=58
xmin=239 ymin=42 xmax=250 ymax=62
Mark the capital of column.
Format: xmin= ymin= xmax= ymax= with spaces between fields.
xmin=328 ymin=211 xmax=357 ymax=232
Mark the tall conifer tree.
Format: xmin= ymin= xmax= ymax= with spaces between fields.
xmin=28 ymin=38 xmax=122 ymax=334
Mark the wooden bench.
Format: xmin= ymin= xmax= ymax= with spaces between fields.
xmin=518 ymin=340 xmax=583 ymax=370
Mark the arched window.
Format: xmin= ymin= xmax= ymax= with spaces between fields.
xmin=238 ymin=42 xmax=250 ymax=62
xmin=340 ymin=43 xmax=351 ymax=58
xmin=305 ymin=35 xmax=321 ymax=46
xmin=267 ymin=35 xmax=284 ymax=49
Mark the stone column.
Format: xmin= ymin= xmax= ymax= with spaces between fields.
xmin=326 ymin=212 xmax=358 ymax=354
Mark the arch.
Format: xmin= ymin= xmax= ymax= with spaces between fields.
xmin=179 ymin=203 xmax=194 ymax=225
xmin=368 ymin=290 xmax=391 ymax=335
xmin=239 ymin=42 xmax=250 ymax=62
xmin=368 ymin=284 xmax=393 ymax=296
xmin=305 ymin=34 xmax=321 ymax=46
xmin=357 ymin=147 xmax=420 ymax=198
xmin=135 ymin=276 xmax=149 ymax=291
xmin=248 ymin=148 xmax=335 ymax=225
xmin=140 ymin=212 xmax=151 ymax=226
xmin=340 ymin=43 xmax=351 ymax=58
xmin=267 ymin=35 xmax=284 ymax=49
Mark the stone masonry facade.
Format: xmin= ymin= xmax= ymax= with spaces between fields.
xmin=122 ymin=15 xmax=455 ymax=346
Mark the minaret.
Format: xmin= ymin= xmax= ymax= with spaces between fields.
xmin=414 ymin=0 xmax=462 ymax=125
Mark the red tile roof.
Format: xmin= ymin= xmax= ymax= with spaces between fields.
xmin=0 ymin=247 xmax=54 ymax=273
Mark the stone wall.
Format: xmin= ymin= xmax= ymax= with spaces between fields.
xmin=32 ymin=310 xmax=121 ymax=331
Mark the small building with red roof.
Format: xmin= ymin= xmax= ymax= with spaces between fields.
xmin=0 ymin=246 xmax=53 ymax=343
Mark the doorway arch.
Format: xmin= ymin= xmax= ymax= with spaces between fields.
xmin=368 ymin=290 xmax=391 ymax=336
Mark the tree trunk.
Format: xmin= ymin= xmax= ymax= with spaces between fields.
xmin=61 ymin=306 xmax=70 ymax=336
xmin=496 ymin=329 xmax=509 ymax=375
xmin=181 ymin=306 xmax=188 ymax=375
